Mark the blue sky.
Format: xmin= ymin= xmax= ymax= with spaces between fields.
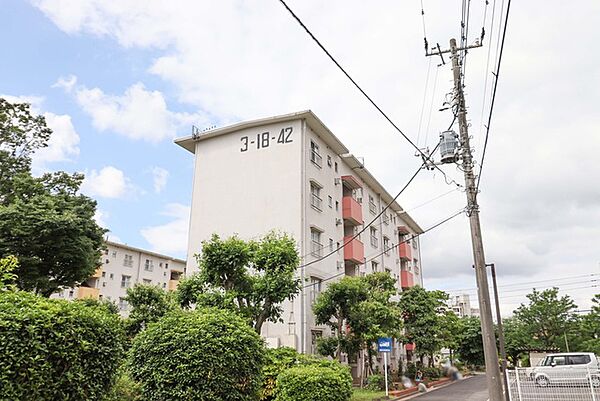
xmin=2 ymin=0 xmax=599 ymax=314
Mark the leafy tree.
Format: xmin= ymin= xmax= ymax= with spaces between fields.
xmin=513 ymin=288 xmax=577 ymax=350
xmin=0 ymin=97 xmax=106 ymax=296
xmin=578 ymin=294 xmax=600 ymax=354
xmin=125 ymin=284 xmax=177 ymax=336
xmin=0 ymin=98 xmax=51 ymax=201
xmin=0 ymin=255 xmax=18 ymax=291
xmin=502 ymin=317 xmax=529 ymax=366
xmin=75 ymin=297 xmax=120 ymax=315
xmin=398 ymin=286 xmax=448 ymax=365
xmin=438 ymin=310 xmax=462 ymax=363
xmin=456 ymin=316 xmax=485 ymax=366
xmin=177 ymin=232 xmax=300 ymax=333
xmin=0 ymin=172 xmax=106 ymax=296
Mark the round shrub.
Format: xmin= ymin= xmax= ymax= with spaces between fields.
xmin=129 ymin=308 xmax=265 ymax=401
xmin=261 ymin=347 xmax=301 ymax=400
xmin=0 ymin=291 xmax=125 ymax=401
xmin=365 ymin=373 xmax=385 ymax=391
xmin=275 ymin=364 xmax=352 ymax=401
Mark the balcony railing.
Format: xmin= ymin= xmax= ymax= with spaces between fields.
xmin=400 ymin=270 xmax=414 ymax=289
xmin=342 ymin=196 xmax=363 ymax=225
xmin=369 ymin=202 xmax=377 ymax=214
xmin=168 ymin=279 xmax=180 ymax=291
xmin=311 ymin=240 xmax=323 ymax=258
xmin=77 ymin=287 xmax=100 ymax=299
xmin=343 ymin=236 xmax=364 ymax=264
xmin=370 ymin=235 xmax=378 ymax=248
xmin=399 ymin=241 xmax=412 ymax=260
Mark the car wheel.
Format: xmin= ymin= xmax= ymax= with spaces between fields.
xmin=590 ymin=375 xmax=600 ymax=388
xmin=536 ymin=376 xmax=549 ymax=387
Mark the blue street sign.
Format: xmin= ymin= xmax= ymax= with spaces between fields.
xmin=378 ymin=337 xmax=392 ymax=352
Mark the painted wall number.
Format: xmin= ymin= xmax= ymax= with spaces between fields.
xmin=240 ymin=127 xmax=293 ymax=152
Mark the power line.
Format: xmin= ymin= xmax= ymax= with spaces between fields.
xmin=443 ymin=273 xmax=599 ymax=293
xmin=416 ymin=57 xmax=433 ymax=147
xmin=477 ymin=0 xmax=497 ymax=151
xmin=476 ymin=0 xmax=511 ymax=191
xmin=277 ymin=0 xmax=461 ymax=188
xmin=445 ymin=277 xmax=599 ymax=298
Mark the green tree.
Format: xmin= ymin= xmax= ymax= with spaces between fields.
xmin=456 ymin=316 xmax=485 ymax=366
xmin=125 ymin=284 xmax=177 ymax=336
xmin=0 ymin=172 xmax=106 ymax=296
xmin=177 ymin=232 xmax=300 ymax=333
xmin=398 ymin=286 xmax=448 ymax=365
xmin=439 ymin=310 xmax=462 ymax=363
xmin=0 ymin=97 xmax=106 ymax=296
xmin=578 ymin=294 xmax=600 ymax=354
xmin=513 ymin=288 xmax=577 ymax=350
xmin=0 ymin=255 xmax=18 ymax=291
xmin=503 ymin=316 xmax=529 ymax=366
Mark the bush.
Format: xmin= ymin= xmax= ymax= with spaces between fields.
xmin=365 ymin=373 xmax=385 ymax=391
xmin=103 ymin=369 xmax=142 ymax=401
xmin=276 ymin=363 xmax=352 ymax=401
xmin=261 ymin=347 xmax=301 ymax=400
xmin=422 ymin=366 xmax=442 ymax=380
xmin=0 ymin=291 xmax=125 ymax=401
xmin=129 ymin=308 xmax=265 ymax=401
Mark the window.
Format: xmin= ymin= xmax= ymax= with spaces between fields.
xmin=328 ymin=195 xmax=333 ymax=208
xmin=109 ymin=273 xmax=114 ymax=279
xmin=143 ymin=279 xmax=152 ymax=284
xmin=370 ymin=227 xmax=378 ymax=248
xmin=111 ymin=251 xmax=117 ymax=258
xmin=329 ymin=238 xmax=334 ymax=252
xmin=413 ymin=237 xmax=418 ymax=249
xmin=68 ymin=290 xmax=74 ymax=298
xmin=118 ymin=298 xmax=129 ymax=312
xmin=383 ymin=236 xmax=390 ymax=255
xmin=162 ymin=283 xmax=166 ymax=288
xmin=371 ymin=261 xmax=378 ymax=272
xmin=327 ymin=155 xmax=332 ymax=167
xmin=414 ymin=260 xmax=420 ymax=275
xmin=335 ymin=201 xmax=339 ymax=211
xmin=123 ymin=254 xmax=133 ymax=267
xmin=310 ymin=182 xmax=322 ymax=211
xmin=310 ymin=141 xmax=322 ymax=168
xmin=382 ymin=213 xmax=389 ymax=225
xmin=334 ymin=162 xmax=338 ymax=173
xmin=310 ymin=277 xmax=322 ymax=303
xmin=165 ymin=263 xmax=169 ymax=269
xmin=310 ymin=229 xmax=322 ymax=257
xmin=568 ymin=355 xmax=591 ymax=365
xmin=144 ymin=259 xmax=154 ymax=272
xmin=101 ymin=271 xmax=106 ymax=278
xmin=104 ymin=249 xmax=109 ymax=255
xmin=164 ymin=272 xmax=167 ymax=277
xmin=368 ymin=195 xmax=377 ymax=214
xmin=120 ymin=275 xmax=131 ymax=288
xmin=552 ymin=356 xmax=566 ymax=366
xmin=102 ymin=281 xmax=106 ymax=287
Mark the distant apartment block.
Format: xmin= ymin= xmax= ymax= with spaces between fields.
xmin=448 ymin=293 xmax=480 ymax=318
xmin=175 ymin=110 xmax=424 ymax=372
xmin=53 ymin=241 xmax=186 ymax=314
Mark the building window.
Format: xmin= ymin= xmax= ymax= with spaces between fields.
xmin=412 ymin=237 xmax=418 ymax=249
xmin=335 ymin=200 xmax=339 ymax=211
xmin=383 ymin=236 xmax=390 ymax=255
xmin=370 ymin=227 xmax=378 ymax=248
xmin=310 ymin=182 xmax=322 ymax=211
xmin=162 ymin=282 xmax=166 ymax=288
xmin=121 ymin=275 xmax=131 ymax=288
xmin=101 ymin=271 xmax=106 ymax=278
xmin=328 ymin=195 xmax=333 ymax=208
xmin=165 ymin=263 xmax=169 ymax=269
xmin=327 ymin=155 xmax=332 ymax=167
xmin=68 ymin=290 xmax=74 ymax=298
xmin=371 ymin=261 xmax=378 ymax=272
xmin=310 ymin=276 xmax=322 ymax=303
xmin=310 ymin=141 xmax=322 ymax=168
xmin=123 ymin=254 xmax=133 ymax=267
xmin=311 ymin=330 xmax=323 ymax=354
xmin=111 ymin=251 xmax=117 ymax=258
xmin=413 ymin=259 xmax=420 ymax=275
xmin=310 ymin=229 xmax=323 ymax=257
xmin=143 ymin=279 xmax=152 ymax=284
xmin=368 ymin=195 xmax=377 ymax=214
xmin=144 ymin=259 xmax=154 ymax=272
xmin=109 ymin=273 xmax=114 ymax=279
xmin=334 ymin=162 xmax=338 ymax=173
xmin=329 ymin=238 xmax=334 ymax=252
xmin=383 ymin=213 xmax=389 ymax=225
xmin=102 ymin=281 xmax=106 ymax=287
xmin=118 ymin=298 xmax=129 ymax=312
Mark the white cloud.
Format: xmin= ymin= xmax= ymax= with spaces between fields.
xmin=94 ymin=209 xmax=108 ymax=227
xmin=55 ymin=77 xmax=204 ymax=142
xmin=140 ymin=203 xmax=190 ymax=255
xmin=82 ymin=166 xmax=130 ymax=199
xmin=1 ymin=93 xmax=80 ymax=170
xmin=151 ymin=167 xmax=169 ymax=193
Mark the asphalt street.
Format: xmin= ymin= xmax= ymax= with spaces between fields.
xmin=409 ymin=375 xmax=489 ymax=401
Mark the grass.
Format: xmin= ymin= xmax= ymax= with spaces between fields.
xmin=351 ymin=388 xmax=387 ymax=401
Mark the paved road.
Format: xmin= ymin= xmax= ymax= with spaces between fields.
xmin=409 ymin=375 xmax=489 ymax=401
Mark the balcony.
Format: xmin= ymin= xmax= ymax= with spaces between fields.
xmin=400 ymin=270 xmax=414 ymax=289
xmin=399 ymin=241 xmax=412 ymax=260
xmin=342 ymin=196 xmax=363 ymax=225
xmin=168 ymin=280 xmax=180 ymax=291
xmin=343 ymin=236 xmax=364 ymax=264
xmin=77 ymin=287 xmax=100 ymax=299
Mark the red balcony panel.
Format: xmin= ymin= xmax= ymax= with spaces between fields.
xmin=343 ymin=236 xmax=364 ymax=264
xmin=405 ymin=343 xmax=415 ymax=351
xmin=400 ymin=270 xmax=414 ymax=289
xmin=342 ymin=196 xmax=363 ymax=225
xmin=341 ymin=175 xmax=362 ymax=189
xmin=399 ymin=242 xmax=412 ymax=260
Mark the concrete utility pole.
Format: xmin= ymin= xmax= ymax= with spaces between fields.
xmin=426 ymin=38 xmax=504 ymax=400
xmin=489 ymin=263 xmax=509 ymax=401
xmin=449 ymin=38 xmax=504 ymax=401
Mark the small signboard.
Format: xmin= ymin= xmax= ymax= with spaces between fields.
xmin=377 ymin=337 xmax=392 ymax=352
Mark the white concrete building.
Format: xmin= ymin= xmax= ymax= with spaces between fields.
xmin=176 ymin=110 xmax=424 ymax=371
xmin=53 ymin=241 xmax=186 ymax=314
xmin=448 ymin=293 xmax=480 ymax=318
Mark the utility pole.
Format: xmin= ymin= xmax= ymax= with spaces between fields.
xmin=488 ymin=263 xmax=509 ymax=401
xmin=428 ymin=38 xmax=504 ymax=401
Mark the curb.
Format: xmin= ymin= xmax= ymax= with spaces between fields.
xmin=385 ymin=375 xmax=474 ymax=400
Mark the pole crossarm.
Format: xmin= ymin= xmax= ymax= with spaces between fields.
xmin=426 ymin=42 xmax=483 ymax=57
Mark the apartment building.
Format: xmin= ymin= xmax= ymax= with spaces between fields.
xmin=448 ymin=293 xmax=480 ymax=318
xmin=53 ymin=241 xmax=186 ymax=314
xmin=175 ymin=110 xmax=424 ymax=370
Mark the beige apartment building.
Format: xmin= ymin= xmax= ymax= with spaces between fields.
xmin=53 ymin=241 xmax=186 ymax=313
xmin=175 ymin=110 xmax=424 ymax=372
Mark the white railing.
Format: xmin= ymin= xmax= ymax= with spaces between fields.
xmin=311 ymin=193 xmax=322 ymax=211
xmin=506 ymin=367 xmax=599 ymax=401
xmin=311 ymin=241 xmax=323 ymax=258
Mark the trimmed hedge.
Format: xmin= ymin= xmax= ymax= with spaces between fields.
xmin=129 ymin=308 xmax=265 ymax=401
xmin=261 ymin=347 xmax=301 ymax=400
xmin=0 ymin=291 xmax=125 ymax=401
xmin=275 ymin=363 xmax=352 ymax=401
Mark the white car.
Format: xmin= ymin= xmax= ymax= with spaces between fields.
xmin=530 ymin=353 xmax=600 ymax=387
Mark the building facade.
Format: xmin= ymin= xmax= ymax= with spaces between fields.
xmin=53 ymin=241 xmax=186 ymax=314
xmin=448 ymin=293 xmax=480 ymax=318
xmin=176 ymin=110 xmax=424 ymax=371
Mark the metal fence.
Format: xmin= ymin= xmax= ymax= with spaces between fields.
xmin=507 ymin=367 xmax=600 ymax=401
